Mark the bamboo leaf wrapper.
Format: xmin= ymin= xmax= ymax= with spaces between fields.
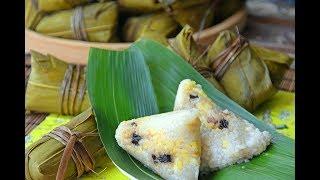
xmin=35 ymin=1 xmax=118 ymax=42
xmin=25 ymin=108 xmax=109 ymax=180
xmin=25 ymin=51 xmax=90 ymax=115
xmin=118 ymin=0 xmax=210 ymax=13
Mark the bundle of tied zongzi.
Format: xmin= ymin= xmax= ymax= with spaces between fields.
xmin=25 ymin=108 xmax=109 ymax=180
xmin=35 ymin=1 xmax=118 ymax=42
xmin=167 ymin=25 xmax=225 ymax=93
xmin=206 ymin=30 xmax=277 ymax=111
xmin=169 ymin=25 xmax=279 ymax=112
xmin=25 ymin=50 xmax=90 ymax=115
xmin=25 ymin=0 xmax=46 ymax=30
xmin=214 ymin=0 xmax=244 ymax=22
xmin=118 ymin=0 xmax=210 ymax=14
xmin=123 ymin=3 xmax=214 ymax=43
xmin=123 ymin=12 xmax=179 ymax=43
xmin=251 ymin=45 xmax=294 ymax=87
xmin=33 ymin=0 xmax=106 ymax=13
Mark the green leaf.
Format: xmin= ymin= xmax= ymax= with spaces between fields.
xmin=87 ymin=39 xmax=294 ymax=180
xmin=87 ymin=47 xmax=161 ymax=180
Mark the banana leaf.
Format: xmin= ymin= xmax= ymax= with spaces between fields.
xmin=251 ymin=45 xmax=294 ymax=86
xmin=25 ymin=51 xmax=90 ymax=115
xmin=86 ymin=39 xmax=294 ymax=179
xmin=25 ymin=0 xmax=46 ymax=30
xmin=35 ymin=1 xmax=118 ymax=42
xmin=25 ymin=108 xmax=110 ymax=180
xmin=206 ymin=30 xmax=277 ymax=112
xmin=122 ymin=12 xmax=179 ymax=42
xmin=118 ymin=0 xmax=210 ymax=13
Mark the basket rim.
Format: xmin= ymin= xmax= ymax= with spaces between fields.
xmin=25 ymin=8 xmax=247 ymax=65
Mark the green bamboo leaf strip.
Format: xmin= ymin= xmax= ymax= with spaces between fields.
xmin=87 ymin=47 xmax=161 ymax=180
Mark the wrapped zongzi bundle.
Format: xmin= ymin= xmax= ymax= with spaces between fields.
xmin=35 ymin=0 xmax=102 ymax=13
xmin=25 ymin=108 xmax=109 ymax=180
xmin=123 ymin=12 xmax=179 ymax=42
xmin=215 ymin=0 xmax=244 ymax=22
xmin=25 ymin=51 xmax=90 ymax=115
xmin=168 ymin=25 xmax=225 ymax=93
xmin=171 ymin=3 xmax=214 ymax=31
xmin=251 ymin=45 xmax=294 ymax=86
xmin=25 ymin=0 xmax=46 ymax=30
xmin=169 ymin=26 xmax=277 ymax=112
xmin=118 ymin=0 xmax=210 ymax=14
xmin=35 ymin=1 xmax=118 ymax=42
xmin=206 ymin=30 xmax=277 ymax=111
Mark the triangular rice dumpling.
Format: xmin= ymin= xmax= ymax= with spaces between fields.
xmin=115 ymin=109 xmax=201 ymax=180
xmin=174 ymin=79 xmax=271 ymax=172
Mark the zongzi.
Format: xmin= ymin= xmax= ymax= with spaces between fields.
xmin=251 ymin=45 xmax=294 ymax=86
xmin=25 ymin=0 xmax=46 ymax=30
xmin=206 ymin=30 xmax=277 ymax=111
xmin=174 ymin=79 xmax=272 ymax=172
xmin=36 ymin=0 xmax=91 ymax=12
xmin=123 ymin=12 xmax=179 ymax=42
xmin=25 ymin=108 xmax=109 ymax=180
xmin=35 ymin=1 xmax=118 ymax=42
xmin=215 ymin=0 xmax=244 ymax=22
xmin=118 ymin=0 xmax=210 ymax=14
xmin=171 ymin=3 xmax=214 ymax=31
xmin=168 ymin=25 xmax=225 ymax=93
xmin=115 ymin=109 xmax=201 ymax=180
xmin=25 ymin=51 xmax=90 ymax=115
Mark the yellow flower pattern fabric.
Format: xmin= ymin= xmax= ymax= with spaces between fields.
xmin=25 ymin=91 xmax=294 ymax=179
xmin=254 ymin=91 xmax=295 ymax=139
xmin=25 ymin=114 xmax=128 ymax=180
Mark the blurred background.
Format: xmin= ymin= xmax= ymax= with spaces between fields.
xmin=244 ymin=0 xmax=295 ymax=67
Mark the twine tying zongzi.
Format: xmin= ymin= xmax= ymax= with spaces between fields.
xmin=59 ymin=64 xmax=87 ymax=115
xmin=46 ymin=126 xmax=98 ymax=180
xmin=276 ymin=68 xmax=295 ymax=92
xmin=210 ymin=31 xmax=249 ymax=80
xmin=71 ymin=6 xmax=88 ymax=41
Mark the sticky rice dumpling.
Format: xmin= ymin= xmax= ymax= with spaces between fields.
xmin=123 ymin=12 xmax=179 ymax=42
xmin=25 ymin=51 xmax=90 ymax=115
xmin=25 ymin=108 xmax=109 ymax=180
xmin=174 ymin=79 xmax=271 ymax=172
xmin=118 ymin=0 xmax=210 ymax=13
xmin=36 ymin=0 xmax=90 ymax=12
xmin=215 ymin=0 xmax=244 ymax=22
xmin=168 ymin=25 xmax=225 ymax=93
xmin=25 ymin=0 xmax=46 ymax=30
xmin=206 ymin=30 xmax=277 ymax=111
xmin=171 ymin=3 xmax=214 ymax=31
xmin=115 ymin=109 xmax=201 ymax=180
xmin=251 ymin=45 xmax=294 ymax=86
xmin=35 ymin=1 xmax=118 ymax=42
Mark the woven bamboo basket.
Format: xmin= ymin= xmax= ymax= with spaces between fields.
xmin=25 ymin=8 xmax=247 ymax=65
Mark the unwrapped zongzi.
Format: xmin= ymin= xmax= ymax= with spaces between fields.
xmin=25 ymin=108 xmax=109 ymax=180
xmin=25 ymin=51 xmax=90 ymax=115
xmin=35 ymin=1 xmax=118 ymax=42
